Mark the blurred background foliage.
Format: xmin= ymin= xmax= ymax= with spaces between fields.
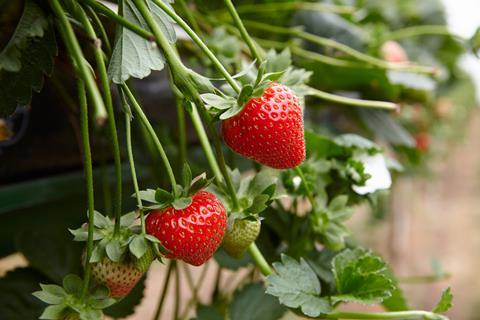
xmin=0 ymin=0 xmax=478 ymax=319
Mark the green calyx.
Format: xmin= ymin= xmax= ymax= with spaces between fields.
xmin=223 ymin=217 xmax=261 ymax=258
xmin=138 ymin=163 xmax=214 ymax=211
xmin=69 ymin=211 xmax=161 ymax=264
xmin=33 ymin=274 xmax=114 ymax=320
xmin=200 ymin=48 xmax=312 ymax=120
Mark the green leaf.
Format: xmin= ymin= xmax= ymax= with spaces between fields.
xmin=120 ymin=211 xmax=137 ymax=227
xmin=32 ymin=290 xmax=64 ymax=305
xmin=333 ymin=134 xmax=382 ymax=154
xmin=0 ymin=0 xmax=49 ymax=72
xmin=237 ymin=84 xmax=254 ymax=106
xmin=265 ymin=49 xmax=292 ymax=73
xmin=40 ymin=304 xmax=67 ymax=319
xmin=332 ymin=248 xmax=395 ymax=304
xmin=62 ymin=274 xmax=83 ymax=295
xmin=311 ymin=196 xmax=353 ymax=251
xmin=219 ymin=104 xmax=243 ymax=120
xmin=0 ymin=21 xmax=57 ymax=117
xmin=138 ymin=189 xmax=157 ymax=203
xmin=105 ymin=240 xmax=124 ymax=262
xmin=155 ymin=188 xmax=175 ymax=204
xmin=201 ymin=93 xmax=237 ymax=110
xmin=129 ymin=235 xmax=148 ymax=259
xmin=79 ymin=309 xmax=103 ymax=320
xmin=432 ymin=288 xmax=453 ymax=313
xmin=93 ymin=211 xmax=111 ymax=229
xmin=108 ymin=0 xmax=175 ymax=83
xmin=246 ymin=194 xmax=270 ymax=214
xmin=172 ymin=197 xmax=193 ymax=210
xmin=266 ymin=255 xmax=332 ymax=317
xmin=230 ymin=283 xmax=286 ymax=320
xmin=193 ymin=304 xmax=224 ymax=320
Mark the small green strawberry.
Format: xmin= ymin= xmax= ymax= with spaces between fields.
xmin=223 ymin=218 xmax=261 ymax=258
xmin=134 ymin=244 xmax=156 ymax=273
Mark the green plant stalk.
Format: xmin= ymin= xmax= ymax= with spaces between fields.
xmin=187 ymin=103 xmax=223 ymax=183
xmin=150 ymin=0 xmax=241 ymax=93
xmin=227 ymin=2 xmax=355 ymax=15
xmin=386 ymin=25 xmax=465 ymax=42
xmin=176 ymin=99 xmax=188 ymax=170
xmin=322 ymin=310 xmax=447 ymax=320
xmin=174 ymin=261 xmax=180 ymax=320
xmin=153 ymin=261 xmax=174 ymax=320
xmin=176 ymin=0 xmax=204 ymax=41
xmin=48 ymin=0 xmax=107 ymax=124
xmin=248 ymin=243 xmax=273 ymax=276
xmin=222 ymin=0 xmax=264 ymax=64
xmin=125 ymin=113 xmax=146 ymax=233
xmin=76 ymin=5 xmax=123 ymax=235
xmin=242 ymin=20 xmax=437 ymax=75
xmin=196 ymin=105 xmax=241 ymax=210
xmin=398 ymin=272 xmax=451 ymax=284
xmin=307 ymin=87 xmax=398 ymax=110
xmin=294 ymin=167 xmax=317 ymax=211
xmin=85 ymin=5 xmax=112 ymax=56
xmin=84 ymin=0 xmax=154 ymax=40
xmin=76 ymin=80 xmax=96 ymax=299
xmin=180 ymin=262 xmax=210 ymax=320
xmin=121 ymin=84 xmax=178 ymax=195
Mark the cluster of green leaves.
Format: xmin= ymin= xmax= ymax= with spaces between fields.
xmin=33 ymin=275 xmax=115 ymax=320
xmin=138 ymin=164 xmax=213 ymax=210
xmin=69 ymin=211 xmax=160 ymax=263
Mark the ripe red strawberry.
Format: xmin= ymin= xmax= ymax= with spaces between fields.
xmin=91 ymin=258 xmax=144 ymax=297
xmin=222 ymin=82 xmax=305 ymax=169
xmin=146 ymin=190 xmax=227 ymax=266
xmin=415 ymin=132 xmax=429 ymax=152
xmin=223 ymin=219 xmax=261 ymax=258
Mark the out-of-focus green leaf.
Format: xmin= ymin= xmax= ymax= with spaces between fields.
xmin=230 ymin=283 xmax=286 ymax=320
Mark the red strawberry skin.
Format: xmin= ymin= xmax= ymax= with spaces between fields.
xmin=222 ymin=83 xmax=305 ymax=169
xmin=146 ymin=191 xmax=227 ymax=266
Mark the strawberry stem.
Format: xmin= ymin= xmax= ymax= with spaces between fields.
xmin=48 ymin=0 xmax=99 ymax=300
xmin=176 ymin=99 xmax=188 ymax=174
xmin=125 ymin=112 xmax=145 ymax=234
xmin=248 ymin=243 xmax=273 ymax=276
xmin=187 ymin=103 xmax=223 ymax=183
xmin=294 ymin=167 xmax=317 ymax=211
xmin=77 ymin=79 xmax=96 ymax=300
xmin=223 ymin=0 xmax=264 ymax=65
xmin=385 ymin=25 xmax=465 ymax=42
xmin=242 ymin=20 xmax=438 ymax=75
xmin=307 ymin=87 xmax=398 ymax=110
xmin=76 ymin=5 xmax=123 ymax=236
xmin=322 ymin=311 xmax=447 ymax=319
xmin=48 ymin=0 xmax=107 ymax=124
xmin=121 ymin=84 xmax=179 ymax=196
xmin=153 ymin=261 xmax=175 ymax=320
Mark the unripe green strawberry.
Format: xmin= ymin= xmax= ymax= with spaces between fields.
xmin=91 ymin=257 xmax=144 ymax=298
xmin=134 ymin=245 xmax=156 ymax=273
xmin=223 ymin=219 xmax=261 ymax=258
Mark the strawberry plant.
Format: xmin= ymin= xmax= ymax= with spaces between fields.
xmin=0 ymin=0 xmax=477 ymax=319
